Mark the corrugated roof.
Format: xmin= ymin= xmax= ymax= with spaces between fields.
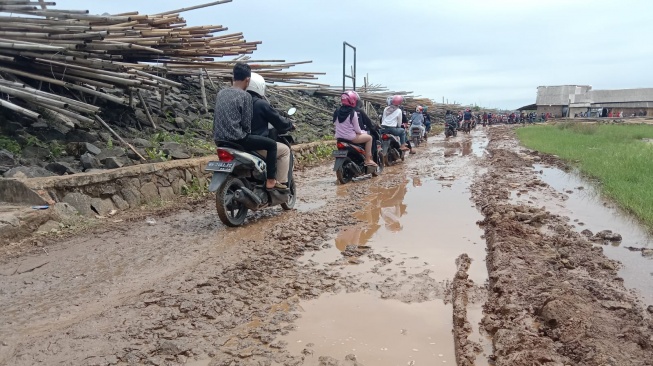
xmin=536 ymin=85 xmax=592 ymax=105
xmin=590 ymin=89 xmax=653 ymax=103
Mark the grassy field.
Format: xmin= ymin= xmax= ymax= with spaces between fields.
xmin=516 ymin=123 xmax=653 ymax=229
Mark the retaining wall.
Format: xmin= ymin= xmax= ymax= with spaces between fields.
xmin=0 ymin=141 xmax=335 ymax=219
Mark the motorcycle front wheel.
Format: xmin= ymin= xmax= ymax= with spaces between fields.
xmin=216 ymin=176 xmax=248 ymax=227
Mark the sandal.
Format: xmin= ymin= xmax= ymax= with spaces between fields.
xmin=364 ymin=161 xmax=379 ymax=167
xmin=266 ymin=182 xmax=288 ymax=190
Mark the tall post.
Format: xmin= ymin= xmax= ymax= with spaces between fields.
xmin=342 ymin=42 xmax=357 ymax=91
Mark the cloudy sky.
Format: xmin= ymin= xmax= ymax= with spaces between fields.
xmin=39 ymin=1 xmax=653 ymax=108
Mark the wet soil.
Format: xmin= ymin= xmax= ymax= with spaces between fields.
xmin=474 ymin=125 xmax=653 ymax=365
xmin=1 ymin=126 xmax=652 ymax=365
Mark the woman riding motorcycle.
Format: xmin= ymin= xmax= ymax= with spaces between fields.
xmin=410 ymin=106 xmax=426 ymax=138
xmin=333 ymin=91 xmax=377 ymax=167
xmin=380 ymin=95 xmax=410 ymax=151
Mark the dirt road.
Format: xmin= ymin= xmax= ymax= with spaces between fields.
xmin=1 ymin=127 xmax=652 ymax=366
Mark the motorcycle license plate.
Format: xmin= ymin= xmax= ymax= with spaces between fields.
xmin=332 ymin=150 xmax=348 ymax=158
xmin=206 ymin=161 xmax=235 ymax=172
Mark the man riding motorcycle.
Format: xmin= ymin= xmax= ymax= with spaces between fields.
xmin=246 ymin=72 xmax=294 ymax=187
xmin=410 ymin=106 xmax=426 ymax=138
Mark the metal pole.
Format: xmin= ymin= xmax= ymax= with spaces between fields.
xmin=342 ymin=42 xmax=346 ymax=92
xmin=353 ymin=47 xmax=357 ymax=91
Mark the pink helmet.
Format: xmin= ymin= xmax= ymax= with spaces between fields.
xmin=391 ymin=95 xmax=404 ymax=106
xmin=341 ymin=90 xmax=359 ymax=107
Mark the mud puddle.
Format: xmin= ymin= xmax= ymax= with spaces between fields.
xmin=282 ymin=292 xmax=457 ymax=365
xmin=529 ymin=164 xmax=653 ymax=304
xmin=290 ymin=135 xmax=492 ymax=365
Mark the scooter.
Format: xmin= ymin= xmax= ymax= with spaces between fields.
xmin=206 ymin=108 xmax=297 ymax=227
xmin=333 ymin=134 xmax=384 ymax=185
xmin=379 ymin=132 xmax=405 ymax=166
xmin=410 ymin=126 xmax=424 ymax=147
xmin=445 ymin=123 xmax=458 ymax=138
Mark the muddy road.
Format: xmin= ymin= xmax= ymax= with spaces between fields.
xmin=1 ymin=127 xmax=652 ymax=366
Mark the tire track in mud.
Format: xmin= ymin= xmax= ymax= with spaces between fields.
xmin=472 ymin=126 xmax=653 ymax=365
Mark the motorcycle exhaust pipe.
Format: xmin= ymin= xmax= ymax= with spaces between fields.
xmin=233 ymin=187 xmax=262 ymax=210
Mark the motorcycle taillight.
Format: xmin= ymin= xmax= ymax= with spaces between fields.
xmin=381 ymin=134 xmax=390 ymax=140
xmin=217 ymin=148 xmax=234 ymax=162
xmin=336 ymin=142 xmax=346 ymax=149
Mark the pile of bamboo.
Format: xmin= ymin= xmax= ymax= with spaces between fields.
xmin=0 ymin=0 xmax=324 ymax=122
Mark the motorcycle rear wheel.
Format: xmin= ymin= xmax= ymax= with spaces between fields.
xmin=216 ymin=176 xmax=249 ymax=227
xmin=336 ymin=158 xmax=354 ymax=184
xmin=281 ymin=180 xmax=296 ymax=210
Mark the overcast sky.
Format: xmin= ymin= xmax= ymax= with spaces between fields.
xmin=31 ymin=1 xmax=653 ymax=108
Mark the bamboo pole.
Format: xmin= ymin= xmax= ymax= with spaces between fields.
xmin=154 ymin=0 xmax=232 ymax=16
xmin=199 ymin=71 xmax=208 ymax=110
xmin=95 ymin=115 xmax=146 ymax=161
xmin=0 ymin=99 xmax=41 ymax=119
xmin=136 ymin=89 xmax=157 ymax=129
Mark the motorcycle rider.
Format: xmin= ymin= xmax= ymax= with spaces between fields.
xmin=245 ymin=72 xmax=294 ymax=187
xmin=463 ymin=108 xmax=473 ymax=130
xmin=213 ymin=63 xmax=285 ymax=190
xmin=380 ymin=95 xmax=410 ymax=152
xmin=410 ymin=106 xmax=426 ymax=138
xmin=445 ymin=110 xmax=457 ymax=137
xmin=334 ymin=91 xmax=377 ymax=167
xmin=422 ymin=106 xmax=432 ymax=133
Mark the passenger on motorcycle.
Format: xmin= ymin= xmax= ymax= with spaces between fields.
xmin=353 ymin=98 xmax=381 ymax=162
xmin=246 ymin=72 xmax=294 ymax=187
xmin=213 ymin=63 xmax=285 ymax=190
xmin=463 ymin=109 xmax=473 ymax=130
xmin=445 ymin=110 xmax=457 ymax=130
xmin=410 ymin=106 xmax=426 ymax=137
xmin=380 ymin=95 xmax=410 ymax=152
xmin=422 ymin=106 xmax=432 ymax=132
xmin=334 ymin=91 xmax=378 ymax=167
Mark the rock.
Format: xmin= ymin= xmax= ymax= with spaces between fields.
xmin=135 ymin=109 xmax=154 ymax=127
xmin=160 ymin=122 xmax=177 ymax=132
xmin=91 ymin=198 xmax=115 ymax=216
xmin=581 ymin=229 xmax=594 ymax=237
xmin=127 ymin=148 xmax=146 ymax=161
xmin=140 ymin=182 xmax=160 ymax=202
xmin=171 ymin=178 xmax=185 ymax=195
xmin=45 ymin=161 xmax=77 ymax=175
xmin=0 ymin=149 xmax=16 ymax=168
xmin=3 ymin=166 xmax=56 ymax=178
xmin=642 ymin=249 xmax=653 ymax=258
xmin=158 ymin=186 xmax=175 ymax=201
xmin=83 ymin=142 xmax=102 ymax=155
xmin=63 ymin=192 xmax=94 ymax=216
xmin=647 ymin=305 xmax=653 ymax=314
xmin=103 ymin=157 xmax=124 ymax=169
xmin=174 ymin=117 xmax=187 ymax=129
xmin=132 ymin=138 xmax=153 ymax=148
xmin=52 ymin=202 xmax=79 ymax=224
xmin=111 ymin=195 xmax=130 ymax=211
xmin=157 ymin=340 xmax=186 ymax=356
xmin=120 ymin=187 xmax=142 ymax=208
xmin=167 ymin=150 xmax=190 ymax=159
xmin=594 ymin=230 xmax=622 ymax=242
xmin=37 ymin=220 xmax=62 ymax=233
xmin=21 ymin=146 xmax=50 ymax=160
xmin=601 ymin=301 xmax=633 ymax=311
xmin=65 ymin=129 xmax=98 ymax=143
xmin=80 ymin=153 xmax=101 ymax=171
xmin=96 ymin=147 xmax=126 ymax=162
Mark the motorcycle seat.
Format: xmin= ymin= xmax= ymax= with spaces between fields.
xmin=216 ymin=140 xmax=266 ymax=160
xmin=336 ymin=138 xmax=366 ymax=149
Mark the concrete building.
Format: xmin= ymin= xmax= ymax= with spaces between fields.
xmin=519 ymin=85 xmax=653 ymax=118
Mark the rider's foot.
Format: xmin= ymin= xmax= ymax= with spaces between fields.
xmin=364 ymin=160 xmax=378 ymax=167
xmin=400 ymin=145 xmax=410 ymax=151
xmin=409 ymin=149 xmax=416 ymax=155
xmin=266 ymin=179 xmax=287 ymax=190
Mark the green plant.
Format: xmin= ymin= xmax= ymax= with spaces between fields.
xmin=0 ymin=136 xmax=21 ymax=155
xmin=145 ymin=147 xmax=169 ymax=161
xmin=107 ymin=137 xmax=113 ymax=149
xmin=181 ymin=177 xmax=209 ymax=199
xmin=49 ymin=141 xmax=65 ymax=158
xmin=25 ymin=135 xmax=43 ymax=147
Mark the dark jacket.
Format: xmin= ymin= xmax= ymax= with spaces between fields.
xmin=249 ymin=92 xmax=293 ymax=138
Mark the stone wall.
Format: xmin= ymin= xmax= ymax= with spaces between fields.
xmin=0 ymin=141 xmax=335 ymax=219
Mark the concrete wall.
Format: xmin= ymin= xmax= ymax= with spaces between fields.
xmin=0 ymin=141 xmax=335 ymax=218
xmin=536 ymin=105 xmax=564 ymax=117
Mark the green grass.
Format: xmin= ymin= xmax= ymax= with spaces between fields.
xmin=516 ymin=123 xmax=653 ymax=228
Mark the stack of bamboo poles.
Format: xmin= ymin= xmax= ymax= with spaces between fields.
xmin=0 ymin=0 xmax=324 ymax=123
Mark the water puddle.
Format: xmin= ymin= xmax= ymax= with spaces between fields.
xmin=282 ymin=292 xmax=457 ymax=365
xmin=533 ymin=164 xmax=653 ymax=304
xmin=293 ymin=135 xmax=492 ymax=364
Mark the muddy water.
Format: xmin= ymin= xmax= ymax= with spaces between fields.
xmin=533 ymin=165 xmax=653 ymax=305
xmin=285 ymin=132 xmax=492 ymax=365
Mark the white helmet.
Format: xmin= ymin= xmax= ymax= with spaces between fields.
xmin=247 ymin=72 xmax=266 ymax=97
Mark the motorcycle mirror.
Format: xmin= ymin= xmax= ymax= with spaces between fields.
xmin=287 ymin=107 xmax=297 ymax=116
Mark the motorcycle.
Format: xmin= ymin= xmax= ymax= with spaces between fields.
xmin=206 ymin=108 xmax=298 ymax=227
xmin=379 ymin=132 xmax=405 ymax=166
xmin=445 ymin=123 xmax=457 ymax=138
xmin=410 ymin=126 xmax=424 ymax=147
xmin=333 ymin=132 xmax=384 ymax=185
